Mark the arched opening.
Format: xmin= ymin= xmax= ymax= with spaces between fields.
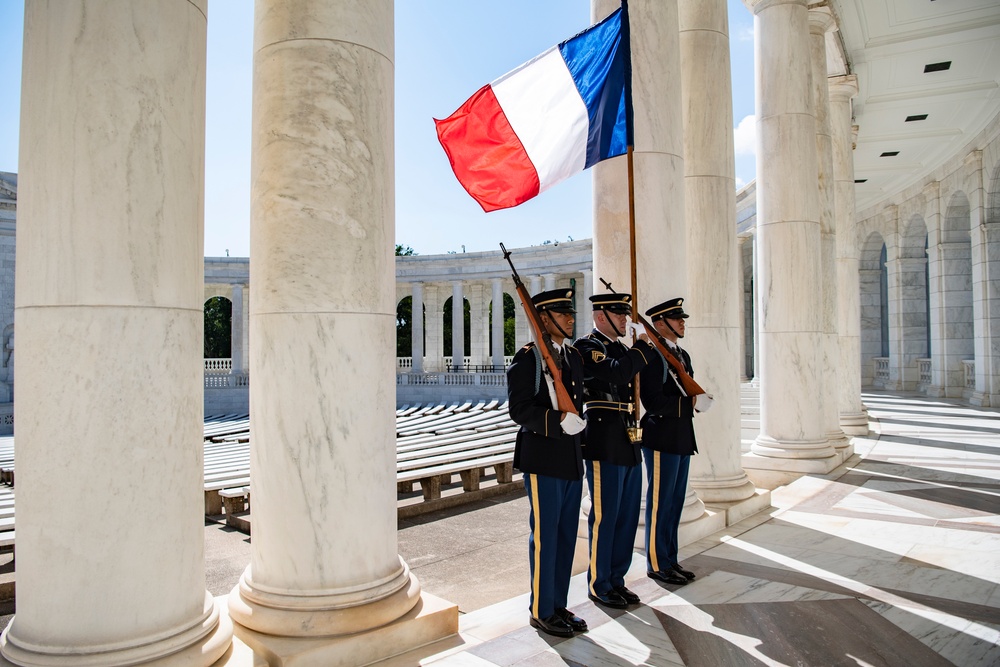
xmin=203 ymin=296 xmax=233 ymax=367
xmin=395 ymin=296 xmax=426 ymax=361
xmin=859 ymin=232 xmax=887 ymax=387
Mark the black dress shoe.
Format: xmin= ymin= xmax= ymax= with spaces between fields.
xmin=648 ymin=569 xmax=689 ymax=586
xmin=671 ymin=563 xmax=696 ymax=580
xmin=529 ymin=614 xmax=574 ymax=638
xmin=555 ymin=608 xmax=588 ymax=632
xmin=613 ymin=585 xmax=641 ymax=605
xmin=588 ymin=590 xmax=629 ymax=609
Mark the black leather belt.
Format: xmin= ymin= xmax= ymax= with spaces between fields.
xmin=583 ymin=400 xmax=634 ymax=413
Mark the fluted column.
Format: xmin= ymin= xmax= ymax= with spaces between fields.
xmin=491 ymin=278 xmax=505 ymax=368
xmin=412 ymin=281 xmax=425 ymax=373
xmin=829 ymin=75 xmax=868 ymax=434
xmin=231 ymin=0 xmax=422 ymax=638
xmin=679 ymin=0 xmax=756 ymax=503
xmin=542 ymin=272 xmax=558 ymax=291
xmin=3 ymin=1 xmax=232 ymax=664
xmin=514 ymin=278 xmax=530 ymax=347
xmin=809 ymin=7 xmax=849 ymax=451
xmin=451 ymin=280 xmax=465 ymax=370
xmin=747 ymin=0 xmax=838 ymax=470
xmin=231 ymin=283 xmax=245 ymax=375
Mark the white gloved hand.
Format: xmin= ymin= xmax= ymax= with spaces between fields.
xmin=560 ymin=412 xmax=587 ymax=435
xmin=626 ymin=322 xmax=645 ymax=339
xmin=694 ymin=394 xmax=714 ymax=413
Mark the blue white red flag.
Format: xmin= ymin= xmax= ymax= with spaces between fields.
xmin=434 ymin=6 xmax=632 ymax=212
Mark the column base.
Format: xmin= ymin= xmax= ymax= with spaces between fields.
xmin=751 ymin=434 xmax=837 ymax=460
xmin=0 ymin=593 xmax=232 ymax=667
xmin=740 ymin=450 xmax=846 ymax=489
xmin=970 ymin=391 xmax=992 ymax=407
xmin=691 ymin=473 xmax=757 ymax=504
xmin=228 ymin=559 xmax=421 ymax=638
xmin=826 ymin=430 xmax=852 ymax=451
xmin=680 ymin=488 xmax=705 ymax=523
xmin=839 ymin=409 xmax=869 ymax=436
xmin=228 ymin=592 xmax=457 ymax=667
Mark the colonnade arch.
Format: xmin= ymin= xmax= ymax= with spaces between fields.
xmin=859 ymin=231 xmax=887 ymax=387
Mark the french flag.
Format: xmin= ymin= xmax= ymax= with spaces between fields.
xmin=434 ymin=6 xmax=631 ymax=212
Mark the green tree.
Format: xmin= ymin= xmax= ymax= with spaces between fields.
xmin=203 ymin=296 xmax=232 ymax=358
xmin=395 ymin=244 xmax=417 ymax=256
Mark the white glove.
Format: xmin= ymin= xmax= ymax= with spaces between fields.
xmin=626 ymin=322 xmax=645 ymax=339
xmin=560 ymin=412 xmax=587 ymax=435
xmin=694 ymin=394 xmax=714 ymax=413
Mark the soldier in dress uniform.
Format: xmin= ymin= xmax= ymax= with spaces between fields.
xmin=638 ymin=297 xmax=713 ymax=586
xmin=507 ymin=288 xmax=588 ymax=638
xmin=575 ymin=292 xmax=653 ymax=609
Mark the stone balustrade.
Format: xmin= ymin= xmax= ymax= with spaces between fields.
xmin=205 ymin=358 xmax=232 ymax=373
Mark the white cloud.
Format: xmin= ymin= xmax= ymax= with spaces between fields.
xmin=733 ymin=114 xmax=756 ymax=156
xmin=735 ymin=175 xmax=746 ymax=189
xmin=737 ymin=25 xmax=754 ymax=42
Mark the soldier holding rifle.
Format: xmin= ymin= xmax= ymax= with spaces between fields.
xmin=639 ymin=297 xmax=713 ymax=586
xmin=502 ymin=245 xmax=589 ymax=638
xmin=575 ymin=290 xmax=653 ymax=609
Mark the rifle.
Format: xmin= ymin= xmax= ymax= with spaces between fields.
xmin=500 ymin=243 xmax=579 ymax=416
xmin=599 ymin=277 xmax=705 ymax=397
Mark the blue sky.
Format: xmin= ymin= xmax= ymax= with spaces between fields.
xmin=0 ymin=1 xmax=756 ymax=257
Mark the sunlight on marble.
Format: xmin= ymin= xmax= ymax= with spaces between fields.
xmin=721 ymin=536 xmax=1000 ymax=645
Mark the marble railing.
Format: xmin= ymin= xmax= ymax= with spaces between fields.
xmin=205 ymin=373 xmax=249 ymax=389
xmin=873 ymin=357 xmax=889 ymax=384
xmin=396 ymin=356 xmax=513 ymax=371
xmin=397 ymin=372 xmax=507 ymax=387
xmin=962 ymin=359 xmax=975 ymax=390
xmin=917 ymin=358 xmax=932 ymax=386
xmin=204 ymin=358 xmax=232 ymax=373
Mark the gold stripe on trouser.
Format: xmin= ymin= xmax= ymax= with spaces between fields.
xmin=529 ymin=474 xmax=542 ymax=619
xmin=588 ymin=461 xmax=602 ymax=595
xmin=650 ymin=451 xmax=661 ymax=572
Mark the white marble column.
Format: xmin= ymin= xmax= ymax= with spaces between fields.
xmin=809 ymin=7 xmax=849 ymax=452
xmin=579 ymin=268 xmax=595 ymax=336
xmin=491 ymin=278 xmax=505 ymax=368
xmin=425 ymin=284 xmax=444 ymax=371
xmin=231 ymin=283 xmax=246 ymax=375
xmin=679 ymin=0 xmax=756 ymax=502
xmin=468 ymin=282 xmax=487 ymax=367
xmin=3 ymin=2 xmax=232 ymax=665
xmin=829 ymin=75 xmax=868 ymax=434
xmin=592 ymin=0 xmax=704 ymax=523
xmin=451 ymin=280 xmax=465 ymax=370
xmin=231 ymin=0 xmax=425 ymax=642
xmin=967 ymin=150 xmax=997 ymax=407
xmin=543 ymin=272 xmax=558 ymax=291
xmin=525 ymin=275 xmax=543 ymax=345
xmin=412 ymin=281 xmax=425 ymax=373
xmin=747 ymin=0 xmax=838 ymax=472
xmin=514 ymin=277 xmax=530 ymax=347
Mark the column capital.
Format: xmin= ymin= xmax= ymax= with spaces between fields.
xmin=743 ymin=0 xmax=806 ymax=16
xmin=828 ymin=74 xmax=858 ymax=101
xmin=808 ymin=5 xmax=837 ymax=34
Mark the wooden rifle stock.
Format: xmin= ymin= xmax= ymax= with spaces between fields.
xmin=500 ymin=243 xmax=579 ymax=416
xmin=635 ymin=314 xmax=705 ymax=397
xmin=597 ymin=276 xmax=705 ymax=397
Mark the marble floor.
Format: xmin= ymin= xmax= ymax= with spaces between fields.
xmin=381 ymin=391 xmax=1000 ymax=667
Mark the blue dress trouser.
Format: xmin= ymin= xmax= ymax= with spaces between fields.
xmin=585 ymin=460 xmax=642 ymax=596
xmin=642 ymin=448 xmax=690 ymax=574
xmin=523 ymin=473 xmax=582 ymax=620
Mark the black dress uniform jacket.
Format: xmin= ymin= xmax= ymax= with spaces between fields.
xmin=638 ymin=344 xmax=699 ymax=456
xmin=575 ymin=331 xmax=653 ymax=466
xmin=507 ymin=342 xmax=585 ymax=481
